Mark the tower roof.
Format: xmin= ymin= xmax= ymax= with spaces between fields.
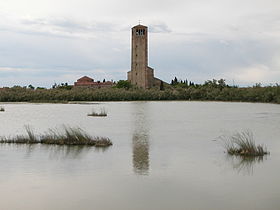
xmin=132 ymin=24 xmax=148 ymax=29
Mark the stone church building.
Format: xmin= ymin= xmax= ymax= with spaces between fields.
xmin=127 ymin=24 xmax=162 ymax=89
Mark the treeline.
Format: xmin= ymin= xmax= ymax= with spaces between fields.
xmin=0 ymin=80 xmax=279 ymax=104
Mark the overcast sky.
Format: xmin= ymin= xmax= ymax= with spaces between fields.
xmin=0 ymin=0 xmax=280 ymax=87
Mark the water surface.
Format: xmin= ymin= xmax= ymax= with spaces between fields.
xmin=0 ymin=101 xmax=279 ymax=210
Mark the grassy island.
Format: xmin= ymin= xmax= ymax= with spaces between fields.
xmin=220 ymin=131 xmax=269 ymax=157
xmin=0 ymin=126 xmax=112 ymax=147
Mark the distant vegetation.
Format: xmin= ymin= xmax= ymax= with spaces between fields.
xmin=0 ymin=78 xmax=279 ymax=103
xmin=87 ymin=107 xmax=107 ymax=117
xmin=219 ymin=131 xmax=269 ymax=156
xmin=0 ymin=126 xmax=112 ymax=147
xmin=114 ymin=80 xmax=132 ymax=89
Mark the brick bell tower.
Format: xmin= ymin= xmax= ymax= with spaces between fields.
xmin=127 ymin=24 xmax=155 ymax=89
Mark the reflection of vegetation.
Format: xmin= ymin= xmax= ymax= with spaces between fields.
xmin=45 ymin=145 xmax=94 ymax=159
xmin=220 ymin=131 xmax=269 ymax=156
xmin=0 ymin=144 xmax=110 ymax=160
xmin=0 ymin=82 xmax=279 ymax=103
xmin=226 ymin=155 xmax=265 ymax=175
xmin=0 ymin=106 xmax=5 ymax=112
xmin=0 ymin=126 xmax=112 ymax=147
xmin=87 ymin=107 xmax=107 ymax=117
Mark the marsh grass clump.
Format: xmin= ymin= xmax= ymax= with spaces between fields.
xmin=0 ymin=106 xmax=5 ymax=112
xmin=0 ymin=125 xmax=39 ymax=144
xmin=87 ymin=107 xmax=107 ymax=117
xmin=93 ymin=136 xmax=113 ymax=147
xmin=219 ymin=131 xmax=269 ymax=156
xmin=0 ymin=126 xmax=112 ymax=147
xmin=25 ymin=125 xmax=37 ymax=143
xmin=40 ymin=126 xmax=112 ymax=146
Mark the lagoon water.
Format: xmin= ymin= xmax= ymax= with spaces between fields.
xmin=0 ymin=101 xmax=279 ymax=210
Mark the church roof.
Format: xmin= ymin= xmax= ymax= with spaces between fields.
xmin=77 ymin=76 xmax=94 ymax=82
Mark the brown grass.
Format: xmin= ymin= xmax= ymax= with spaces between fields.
xmin=0 ymin=126 xmax=112 ymax=147
xmin=219 ymin=130 xmax=269 ymax=156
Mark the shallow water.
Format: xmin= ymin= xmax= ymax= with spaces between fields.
xmin=0 ymin=101 xmax=279 ymax=210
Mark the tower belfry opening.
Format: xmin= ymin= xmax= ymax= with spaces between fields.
xmin=127 ymin=24 xmax=161 ymax=89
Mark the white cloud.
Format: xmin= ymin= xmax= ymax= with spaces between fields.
xmin=225 ymin=65 xmax=280 ymax=85
xmin=149 ymin=23 xmax=171 ymax=33
xmin=0 ymin=67 xmax=33 ymax=72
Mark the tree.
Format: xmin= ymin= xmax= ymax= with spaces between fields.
xmin=52 ymin=83 xmax=57 ymax=89
xmin=174 ymin=77 xmax=178 ymax=84
xmin=218 ymin=79 xmax=226 ymax=89
xmin=36 ymin=87 xmax=46 ymax=90
xmin=28 ymin=84 xmax=35 ymax=90
xmin=254 ymin=83 xmax=262 ymax=88
xmin=115 ymin=80 xmax=132 ymax=89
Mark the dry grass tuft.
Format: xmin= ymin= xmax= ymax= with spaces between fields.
xmin=0 ymin=126 xmax=112 ymax=147
xmin=219 ymin=130 xmax=269 ymax=156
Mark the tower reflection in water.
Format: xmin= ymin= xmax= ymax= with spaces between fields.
xmin=132 ymin=103 xmax=150 ymax=175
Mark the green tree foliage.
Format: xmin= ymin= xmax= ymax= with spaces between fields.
xmin=115 ymin=80 xmax=132 ymax=89
xmin=28 ymin=84 xmax=35 ymax=90
xmin=53 ymin=83 xmax=73 ymax=90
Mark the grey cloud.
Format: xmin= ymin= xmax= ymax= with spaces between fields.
xmin=149 ymin=23 xmax=171 ymax=33
xmin=224 ymin=13 xmax=280 ymax=39
xmin=21 ymin=17 xmax=118 ymax=33
xmin=49 ymin=19 xmax=117 ymax=32
xmin=149 ymin=36 xmax=280 ymax=85
xmin=0 ymin=26 xmax=130 ymax=86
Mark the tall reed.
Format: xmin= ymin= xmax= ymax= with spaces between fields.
xmin=219 ymin=130 xmax=268 ymax=156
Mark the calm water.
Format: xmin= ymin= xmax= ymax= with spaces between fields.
xmin=0 ymin=101 xmax=279 ymax=210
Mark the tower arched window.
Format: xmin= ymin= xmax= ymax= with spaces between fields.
xmin=136 ymin=29 xmax=146 ymax=36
